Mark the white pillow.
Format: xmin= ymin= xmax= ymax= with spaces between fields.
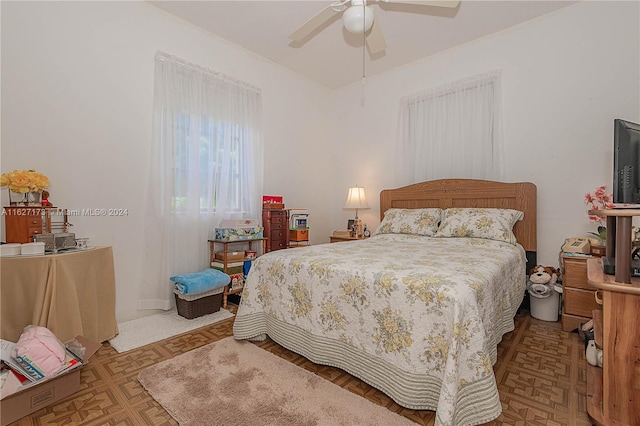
xmin=435 ymin=208 xmax=524 ymax=245
xmin=374 ymin=208 xmax=442 ymax=237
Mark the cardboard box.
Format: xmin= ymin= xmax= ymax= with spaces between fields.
xmin=1 ymin=336 xmax=101 ymax=426
xmin=214 ymin=251 xmax=245 ymax=262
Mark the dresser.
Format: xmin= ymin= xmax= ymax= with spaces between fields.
xmin=586 ymin=263 xmax=640 ymax=426
xmin=561 ymin=254 xmax=601 ymax=332
xmin=262 ymin=208 xmax=289 ymax=252
xmin=585 ymin=208 xmax=640 ymax=426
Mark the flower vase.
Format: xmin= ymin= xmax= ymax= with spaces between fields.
xmin=8 ymin=190 xmax=28 ymax=206
xmin=589 ymin=226 xmax=607 ymax=245
xmin=596 ymin=226 xmax=606 ymax=244
xmin=27 ymin=191 xmax=42 ymax=206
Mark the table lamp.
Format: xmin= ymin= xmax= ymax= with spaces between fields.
xmin=344 ymin=185 xmax=370 ymax=237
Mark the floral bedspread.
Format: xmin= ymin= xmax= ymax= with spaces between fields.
xmin=233 ymin=234 xmax=526 ymax=426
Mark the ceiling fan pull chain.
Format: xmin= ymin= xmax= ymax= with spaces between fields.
xmin=361 ymin=0 xmax=367 ymax=105
xmin=362 ymin=0 xmax=366 ymax=81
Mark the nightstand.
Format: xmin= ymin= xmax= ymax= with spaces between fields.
xmin=329 ymin=235 xmax=368 ymax=243
xmin=561 ymin=254 xmax=601 ymax=331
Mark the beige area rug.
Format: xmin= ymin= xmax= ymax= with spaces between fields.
xmin=138 ymin=336 xmax=416 ymax=426
xmin=109 ymin=308 xmax=234 ymax=353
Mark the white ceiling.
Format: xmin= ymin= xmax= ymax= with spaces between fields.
xmin=149 ymin=0 xmax=578 ymax=89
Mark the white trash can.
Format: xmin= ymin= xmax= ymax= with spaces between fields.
xmin=527 ymin=282 xmax=560 ymax=322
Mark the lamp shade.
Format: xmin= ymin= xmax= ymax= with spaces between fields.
xmin=343 ymin=5 xmax=374 ymax=34
xmin=344 ymin=186 xmax=370 ymax=210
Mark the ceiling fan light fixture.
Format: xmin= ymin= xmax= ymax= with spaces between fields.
xmin=343 ymin=5 xmax=374 ymax=34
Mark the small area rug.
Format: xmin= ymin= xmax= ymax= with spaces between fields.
xmin=109 ymin=308 xmax=234 ymax=353
xmin=138 ymin=336 xmax=416 ymax=426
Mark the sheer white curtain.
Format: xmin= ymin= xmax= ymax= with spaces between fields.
xmin=397 ymin=70 xmax=503 ymax=185
xmin=138 ymin=52 xmax=263 ymax=311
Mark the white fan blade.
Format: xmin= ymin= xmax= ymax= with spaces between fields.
xmin=379 ymin=0 xmax=460 ymax=8
xmin=289 ymin=5 xmax=341 ymax=42
xmin=366 ymin=14 xmax=386 ymax=54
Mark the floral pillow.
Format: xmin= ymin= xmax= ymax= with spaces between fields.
xmin=435 ymin=208 xmax=524 ymax=245
xmin=374 ymin=208 xmax=442 ymax=237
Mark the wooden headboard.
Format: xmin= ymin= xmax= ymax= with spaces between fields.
xmin=380 ymin=179 xmax=537 ymax=253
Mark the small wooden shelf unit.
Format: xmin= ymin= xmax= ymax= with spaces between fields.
xmin=585 ymin=208 xmax=640 ymax=426
xmin=208 ymin=238 xmax=266 ymax=309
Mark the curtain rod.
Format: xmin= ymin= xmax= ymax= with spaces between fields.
xmin=155 ymin=51 xmax=262 ymax=95
xmin=402 ymin=69 xmax=500 ymax=104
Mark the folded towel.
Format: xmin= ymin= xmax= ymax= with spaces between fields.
xmin=171 ymin=269 xmax=230 ymax=295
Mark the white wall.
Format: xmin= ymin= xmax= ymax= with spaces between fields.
xmin=1 ymin=1 xmax=334 ymax=321
xmin=330 ymin=1 xmax=640 ymax=267
xmin=2 ymin=1 xmax=639 ymax=322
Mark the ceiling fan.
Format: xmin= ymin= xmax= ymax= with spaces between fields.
xmin=288 ymin=0 xmax=460 ymax=55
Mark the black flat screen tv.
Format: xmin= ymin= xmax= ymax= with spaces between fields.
xmin=613 ymin=118 xmax=640 ymax=204
xmin=604 ymin=119 xmax=640 ymax=276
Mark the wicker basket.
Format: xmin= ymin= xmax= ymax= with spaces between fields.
xmin=173 ymin=287 xmax=224 ymax=319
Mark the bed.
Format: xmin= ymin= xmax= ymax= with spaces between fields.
xmin=233 ymin=179 xmax=537 ymax=426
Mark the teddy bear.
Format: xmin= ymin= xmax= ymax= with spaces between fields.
xmin=529 ymin=265 xmax=560 ymax=285
xmin=527 ymin=265 xmax=562 ymax=299
xmin=526 ymin=265 xmax=563 ymax=322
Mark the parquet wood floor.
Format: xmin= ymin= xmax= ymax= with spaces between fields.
xmin=8 ymin=307 xmax=592 ymax=425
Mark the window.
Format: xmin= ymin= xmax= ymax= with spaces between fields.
xmin=139 ymin=52 xmax=263 ymax=311
xmin=172 ymin=116 xmax=248 ymax=214
xmin=398 ymin=71 xmax=503 ymax=184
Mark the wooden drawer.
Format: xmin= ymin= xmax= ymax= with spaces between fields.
xmin=266 ymin=211 xmax=286 ymax=220
xmin=562 ymin=312 xmax=588 ymax=333
xmin=26 ymin=216 xmax=43 ymax=240
xmin=271 ymin=239 xmax=288 ymax=250
xmin=289 ymin=229 xmax=308 ymax=241
xmin=25 ymin=214 xmax=43 ymax=225
xmin=563 ymin=257 xmax=591 ymax=290
xmin=4 ymin=209 xmax=44 ymax=243
xmin=269 ymin=228 xmax=287 ymax=240
xmin=269 ymin=218 xmax=285 ymax=230
xmin=563 ymin=287 xmax=600 ymax=317
xmin=27 ymin=226 xmax=44 ymax=240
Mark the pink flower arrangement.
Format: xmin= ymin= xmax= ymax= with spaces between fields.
xmin=584 ymin=185 xmax=614 ymax=241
